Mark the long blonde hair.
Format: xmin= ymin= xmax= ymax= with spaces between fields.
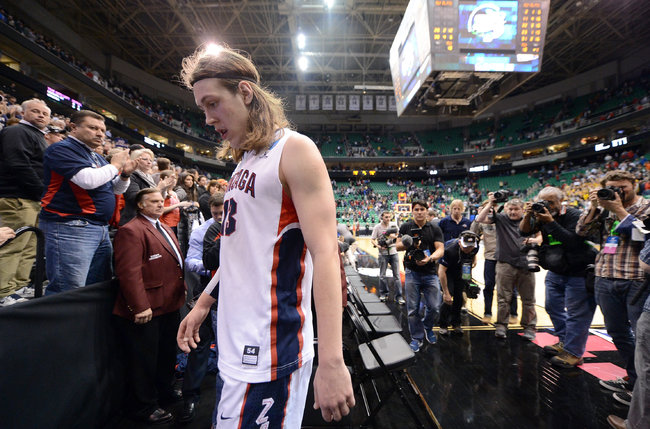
xmin=180 ymin=45 xmax=291 ymax=162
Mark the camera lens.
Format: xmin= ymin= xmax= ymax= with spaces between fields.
xmin=597 ymin=188 xmax=616 ymax=200
xmin=531 ymin=202 xmax=545 ymax=213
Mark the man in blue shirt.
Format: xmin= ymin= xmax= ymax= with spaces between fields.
xmin=438 ymin=199 xmax=471 ymax=243
xmin=40 ymin=110 xmax=135 ymax=294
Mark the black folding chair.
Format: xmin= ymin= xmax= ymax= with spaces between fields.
xmin=346 ymin=303 xmax=436 ymax=428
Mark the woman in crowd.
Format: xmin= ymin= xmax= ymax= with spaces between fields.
xmin=174 ymin=171 xmax=201 ymax=254
xmin=120 ymin=149 xmax=172 ymax=225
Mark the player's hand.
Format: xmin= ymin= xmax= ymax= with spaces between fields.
xmin=177 ymin=304 xmax=210 ymax=352
xmin=134 ymin=308 xmax=153 ymax=324
xmin=313 ymin=360 xmax=355 ymax=422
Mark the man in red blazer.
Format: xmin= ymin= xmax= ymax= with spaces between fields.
xmin=113 ymin=188 xmax=186 ymax=424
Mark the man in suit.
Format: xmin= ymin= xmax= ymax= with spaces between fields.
xmin=113 ymin=188 xmax=186 ymax=424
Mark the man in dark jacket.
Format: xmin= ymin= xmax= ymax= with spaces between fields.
xmin=520 ymin=186 xmax=596 ymax=368
xmin=0 ymin=99 xmax=50 ymax=302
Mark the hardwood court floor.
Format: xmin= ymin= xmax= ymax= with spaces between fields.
xmin=108 ymin=284 xmax=628 ymax=429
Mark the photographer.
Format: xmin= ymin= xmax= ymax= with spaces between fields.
xmin=371 ymin=211 xmax=404 ymax=304
xmin=396 ymin=200 xmax=445 ymax=352
xmin=471 ymin=200 xmax=519 ymax=324
xmin=438 ymin=231 xmax=480 ymax=335
xmin=577 ymin=170 xmax=650 ymax=401
xmin=475 ymin=194 xmax=539 ymax=340
xmin=520 ymin=187 xmax=596 ymax=368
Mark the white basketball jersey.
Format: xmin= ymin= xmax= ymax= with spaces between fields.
xmin=218 ymin=129 xmax=314 ymax=383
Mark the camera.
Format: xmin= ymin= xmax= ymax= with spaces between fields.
xmin=521 ymin=243 xmax=541 ymax=272
xmin=465 ymin=281 xmax=480 ymax=299
xmin=402 ymin=228 xmax=427 ymax=263
xmin=597 ymin=186 xmax=624 ymax=201
xmin=377 ymin=226 xmax=398 ymax=248
xmin=531 ymin=201 xmax=549 ymax=213
xmin=493 ymin=189 xmax=512 ymax=203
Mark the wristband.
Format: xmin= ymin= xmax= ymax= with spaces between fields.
xmin=120 ymin=172 xmax=131 ymax=179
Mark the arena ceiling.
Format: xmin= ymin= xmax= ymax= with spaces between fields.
xmin=39 ymin=0 xmax=650 ymax=99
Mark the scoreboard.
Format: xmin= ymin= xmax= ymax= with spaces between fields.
xmin=390 ymin=0 xmax=550 ymax=116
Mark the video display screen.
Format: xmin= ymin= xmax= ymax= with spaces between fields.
xmin=399 ymin=24 xmax=420 ymax=96
xmin=458 ymin=1 xmax=518 ymax=51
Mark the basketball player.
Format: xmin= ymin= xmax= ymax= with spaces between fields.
xmin=176 ymin=45 xmax=354 ymax=428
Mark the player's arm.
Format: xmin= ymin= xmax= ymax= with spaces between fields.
xmin=280 ymin=134 xmax=354 ymax=422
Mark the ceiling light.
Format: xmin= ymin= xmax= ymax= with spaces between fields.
xmin=298 ymin=56 xmax=308 ymax=71
xmin=324 ymin=0 xmax=335 ymax=9
xmin=297 ymin=33 xmax=306 ymax=50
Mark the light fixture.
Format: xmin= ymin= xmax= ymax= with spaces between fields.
xmin=297 ymin=33 xmax=306 ymax=50
xmin=298 ymin=56 xmax=308 ymax=71
xmin=324 ymin=0 xmax=335 ymax=9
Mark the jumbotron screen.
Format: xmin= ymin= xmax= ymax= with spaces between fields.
xmin=390 ymin=0 xmax=550 ymax=116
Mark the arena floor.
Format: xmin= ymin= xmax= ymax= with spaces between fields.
xmin=109 ymin=237 xmax=624 ymax=428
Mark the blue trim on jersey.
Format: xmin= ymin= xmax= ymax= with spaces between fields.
xmin=275 ymin=228 xmax=305 ymax=378
xmin=239 ymin=373 xmax=290 ymax=428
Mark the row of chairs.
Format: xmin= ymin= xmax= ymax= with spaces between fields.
xmin=343 ymin=265 xmax=440 ymax=428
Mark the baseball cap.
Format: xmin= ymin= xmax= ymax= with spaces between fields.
xmin=459 ymin=231 xmax=479 ymax=248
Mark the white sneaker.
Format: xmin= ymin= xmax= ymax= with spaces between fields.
xmin=15 ymin=286 xmax=35 ymax=298
xmin=0 ymin=294 xmax=28 ymax=307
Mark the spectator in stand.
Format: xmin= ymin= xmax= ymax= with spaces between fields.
xmin=196 ymin=175 xmax=208 ymax=196
xmin=153 ymin=157 xmax=171 ymax=184
xmin=198 ymin=179 xmax=219 ymax=221
xmin=215 ymin=178 xmax=228 ymax=193
xmin=0 ymin=98 xmax=50 ymax=304
xmin=175 ymin=172 xmax=201 ymax=255
xmin=438 ymin=199 xmax=472 ymax=242
xmin=159 ymin=170 xmax=192 ymax=234
xmin=120 ymin=149 xmax=173 ymax=225
xmin=40 ymin=110 xmax=136 ymax=295
xmin=44 ymin=124 xmax=66 ymax=146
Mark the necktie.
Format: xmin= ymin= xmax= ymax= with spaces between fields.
xmin=156 ymin=221 xmax=176 ymax=251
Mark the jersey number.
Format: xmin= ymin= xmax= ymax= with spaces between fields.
xmin=223 ymin=198 xmax=238 ymax=236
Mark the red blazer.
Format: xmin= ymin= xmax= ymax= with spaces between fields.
xmin=113 ymin=214 xmax=186 ymax=320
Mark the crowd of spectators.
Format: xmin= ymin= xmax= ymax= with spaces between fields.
xmin=0 ymin=90 xmax=228 ymax=306
xmin=3 ymin=6 xmax=650 ymax=166
xmin=0 ymin=8 xmax=222 ymax=144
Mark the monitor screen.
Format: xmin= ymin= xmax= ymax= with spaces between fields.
xmin=399 ymin=24 xmax=421 ymax=97
xmin=458 ymin=1 xmax=519 ymax=52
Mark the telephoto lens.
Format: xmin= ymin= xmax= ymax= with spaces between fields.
xmin=526 ymin=246 xmax=540 ymax=272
